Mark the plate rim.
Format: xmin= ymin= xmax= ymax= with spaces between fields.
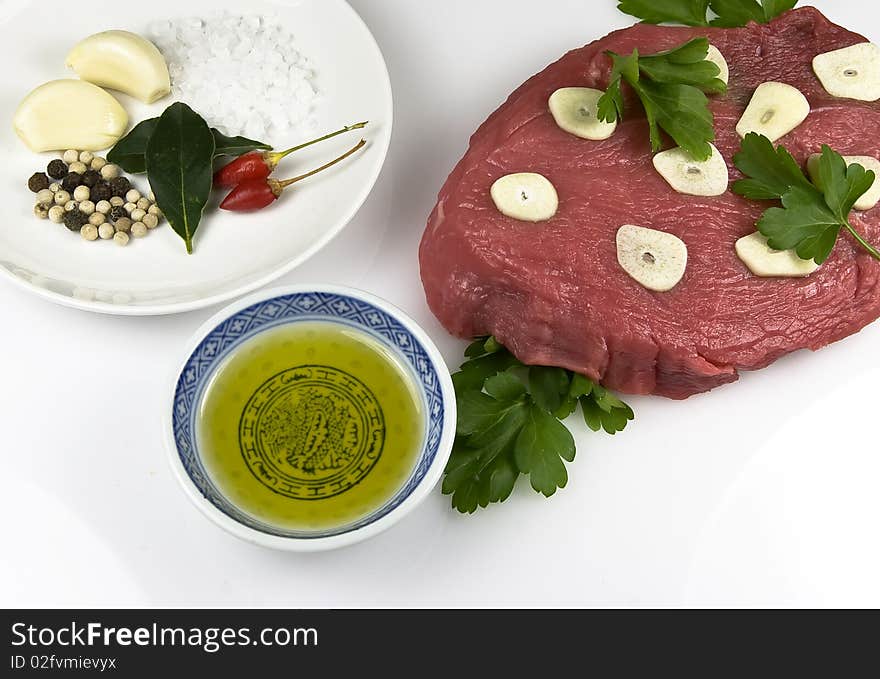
xmin=0 ymin=0 xmax=394 ymax=316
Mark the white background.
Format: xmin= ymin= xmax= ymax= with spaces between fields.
xmin=2 ymin=0 xmax=879 ymax=607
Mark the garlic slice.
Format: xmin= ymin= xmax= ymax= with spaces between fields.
xmin=652 ymin=143 xmax=729 ymax=196
xmin=736 ymin=232 xmax=820 ymax=278
xmin=736 ymin=82 xmax=810 ymax=142
xmin=490 ymin=173 xmax=558 ymax=222
xmin=548 ymin=87 xmax=617 ymax=140
xmin=813 ymin=43 xmax=880 ymax=102
xmin=616 ymin=225 xmax=688 ymax=292
xmin=706 ymin=45 xmax=729 ymax=85
xmin=807 ymin=153 xmax=880 ymax=211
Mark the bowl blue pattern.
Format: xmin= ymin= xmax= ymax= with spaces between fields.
xmin=172 ymin=291 xmax=446 ymax=539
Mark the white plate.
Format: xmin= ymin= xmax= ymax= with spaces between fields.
xmin=0 ymin=0 xmax=392 ymax=315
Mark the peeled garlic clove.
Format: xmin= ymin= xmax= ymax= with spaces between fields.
xmin=807 ymin=153 xmax=880 ymax=211
xmin=67 ymin=30 xmax=170 ymax=104
xmin=706 ymin=45 xmax=729 ymax=85
xmin=548 ymin=87 xmax=617 ymax=141
xmin=652 ymin=143 xmax=729 ymax=196
xmin=813 ymin=43 xmax=880 ymax=102
xmin=490 ymin=173 xmax=558 ymax=222
xmin=12 ymin=79 xmax=128 ymax=152
xmin=736 ymin=232 xmax=820 ymax=278
xmin=736 ymin=82 xmax=810 ymax=142
xmin=616 ymin=225 xmax=687 ymax=292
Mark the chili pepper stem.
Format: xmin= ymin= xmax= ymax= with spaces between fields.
xmin=270 ymin=139 xmax=368 ymax=195
xmin=268 ymin=122 xmax=368 ymax=166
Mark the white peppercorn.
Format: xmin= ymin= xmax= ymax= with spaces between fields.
xmin=73 ymin=185 xmax=90 ymax=202
xmin=147 ymin=190 xmax=155 ymax=202
xmin=136 ymin=197 xmax=150 ymax=211
xmin=130 ymin=208 xmax=146 ymax=222
xmin=88 ymin=212 xmax=105 ymax=226
xmin=110 ymin=196 xmax=125 ymax=207
xmin=142 ymin=213 xmax=159 ymax=229
xmin=78 ymin=151 xmax=94 ymax=164
xmin=81 ymin=224 xmax=98 ymax=241
xmin=131 ymin=222 xmax=148 ymax=238
xmin=100 ymin=164 xmax=121 ymax=180
xmin=34 ymin=203 xmax=50 ymax=219
xmin=125 ymin=189 xmax=141 ymax=203
xmin=48 ymin=205 xmax=65 ymax=223
xmin=90 ymin=156 xmax=107 ymax=171
xmin=35 ymin=189 xmax=54 ymax=205
xmin=95 ymin=200 xmax=111 ymax=215
xmin=64 ymin=200 xmax=77 ymax=212
xmin=98 ymin=222 xmax=115 ymax=240
xmin=123 ymin=202 xmax=136 ymax=214
xmin=49 ymin=182 xmax=61 ymax=193
xmin=63 ymin=150 xmax=79 ymax=164
xmin=54 ymin=190 xmax=71 ymax=205
xmin=79 ymin=200 xmax=95 ymax=216
xmin=148 ymin=205 xmax=163 ymax=219
xmin=113 ymin=231 xmax=130 ymax=246
xmin=69 ymin=161 xmax=88 ymax=175
xmin=114 ymin=217 xmax=132 ymax=233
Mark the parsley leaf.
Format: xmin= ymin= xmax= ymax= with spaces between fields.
xmin=733 ymin=133 xmax=880 ymax=264
xmin=443 ymin=338 xmax=634 ymax=513
xmin=708 ymin=0 xmax=798 ymax=27
xmin=617 ymin=0 xmax=798 ymax=26
xmin=617 ymin=0 xmax=710 ymax=26
xmin=598 ymin=39 xmax=724 ymax=160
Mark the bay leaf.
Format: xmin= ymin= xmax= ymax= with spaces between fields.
xmin=211 ymin=129 xmax=272 ymax=157
xmin=109 ymin=118 xmax=269 ymax=174
xmin=107 ymin=118 xmax=158 ymax=173
xmin=146 ymin=103 xmax=215 ymax=254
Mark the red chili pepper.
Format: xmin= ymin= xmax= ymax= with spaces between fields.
xmin=213 ymin=121 xmax=368 ymax=187
xmin=220 ymin=139 xmax=368 ymax=212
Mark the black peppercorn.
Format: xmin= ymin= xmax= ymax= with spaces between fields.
xmin=61 ymin=172 xmax=82 ymax=193
xmin=109 ymin=206 xmax=128 ymax=222
xmin=46 ymin=159 xmax=68 ymax=180
xmin=109 ymin=176 xmax=131 ymax=197
xmin=81 ymin=170 xmax=101 ymax=188
xmin=63 ymin=208 xmax=88 ymax=232
xmin=28 ymin=172 xmax=50 ymax=192
xmin=91 ymin=181 xmax=113 ymax=202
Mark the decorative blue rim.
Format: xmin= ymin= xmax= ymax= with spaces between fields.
xmin=172 ymin=292 xmax=446 ymax=539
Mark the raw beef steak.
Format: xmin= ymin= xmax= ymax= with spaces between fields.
xmin=419 ymin=7 xmax=880 ymax=399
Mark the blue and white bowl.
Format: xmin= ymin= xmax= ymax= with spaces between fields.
xmin=164 ymin=285 xmax=456 ymax=551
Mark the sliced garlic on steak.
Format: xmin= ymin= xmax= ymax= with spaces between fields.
xmin=616 ymin=225 xmax=687 ymax=292
xmin=813 ymin=43 xmax=880 ymax=102
xmin=736 ymin=232 xmax=820 ymax=278
xmin=652 ymin=143 xmax=729 ymax=196
xmin=706 ymin=45 xmax=729 ymax=85
xmin=807 ymin=153 xmax=880 ymax=211
xmin=736 ymin=82 xmax=810 ymax=142
xmin=491 ymin=173 xmax=559 ymax=222
xmin=548 ymin=87 xmax=617 ymax=140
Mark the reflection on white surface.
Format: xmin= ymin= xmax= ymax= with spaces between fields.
xmin=0 ymin=475 xmax=146 ymax=607
xmin=684 ymin=374 xmax=880 ymax=607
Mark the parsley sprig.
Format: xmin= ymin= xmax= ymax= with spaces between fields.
xmin=444 ymin=337 xmax=634 ymax=514
xmin=733 ymin=133 xmax=880 ymax=264
xmin=597 ymin=38 xmax=726 ymax=160
xmin=616 ymin=0 xmax=798 ymax=27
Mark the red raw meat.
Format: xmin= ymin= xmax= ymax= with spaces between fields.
xmin=419 ymin=7 xmax=880 ymax=399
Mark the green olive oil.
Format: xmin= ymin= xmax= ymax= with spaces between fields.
xmin=197 ymin=322 xmax=425 ymax=532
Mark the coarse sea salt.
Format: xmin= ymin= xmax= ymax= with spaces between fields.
xmin=148 ymin=14 xmax=319 ymax=142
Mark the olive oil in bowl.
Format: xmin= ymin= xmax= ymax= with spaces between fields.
xmin=197 ymin=321 xmax=425 ymax=533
